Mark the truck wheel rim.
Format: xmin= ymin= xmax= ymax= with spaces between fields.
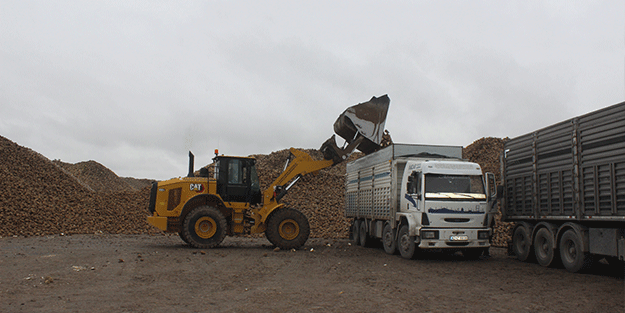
xmin=278 ymin=219 xmax=299 ymax=240
xmin=195 ymin=217 xmax=217 ymax=239
xmin=400 ymin=234 xmax=409 ymax=251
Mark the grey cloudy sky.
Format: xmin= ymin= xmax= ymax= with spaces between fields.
xmin=1 ymin=1 xmax=624 ymax=180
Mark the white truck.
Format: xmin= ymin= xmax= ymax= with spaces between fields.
xmin=346 ymin=144 xmax=498 ymax=259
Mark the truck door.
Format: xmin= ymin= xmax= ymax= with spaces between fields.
xmin=403 ymin=171 xmax=422 ymax=211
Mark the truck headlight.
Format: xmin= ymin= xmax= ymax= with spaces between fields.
xmin=421 ymin=230 xmax=439 ymax=239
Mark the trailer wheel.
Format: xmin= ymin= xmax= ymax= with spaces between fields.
xmin=397 ymin=225 xmax=416 ymax=259
xmin=512 ymin=225 xmax=533 ymax=262
xmin=359 ymin=221 xmax=369 ymax=247
xmin=182 ymin=206 xmax=227 ymax=249
xmin=351 ymin=219 xmax=360 ymax=244
xmin=534 ymin=227 xmax=557 ymax=267
xmin=559 ymin=229 xmax=594 ymax=273
xmin=382 ymin=223 xmax=397 ymax=255
xmin=266 ymin=208 xmax=310 ymax=250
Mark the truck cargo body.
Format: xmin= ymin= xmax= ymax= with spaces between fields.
xmin=346 ymin=144 xmax=497 ymax=259
xmin=501 ymin=101 xmax=625 ymax=272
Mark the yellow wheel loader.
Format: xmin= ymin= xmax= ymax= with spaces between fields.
xmin=146 ymin=95 xmax=390 ymax=249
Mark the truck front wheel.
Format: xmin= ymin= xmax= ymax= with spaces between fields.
xmin=397 ymin=225 xmax=416 ymax=259
xmin=266 ymin=208 xmax=310 ymax=250
xmin=182 ymin=206 xmax=227 ymax=249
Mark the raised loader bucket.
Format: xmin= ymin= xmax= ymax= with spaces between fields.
xmin=321 ymin=95 xmax=390 ymax=163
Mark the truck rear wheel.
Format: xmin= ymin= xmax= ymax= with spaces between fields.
xmin=512 ymin=225 xmax=533 ymax=262
xmin=266 ymin=208 xmax=310 ymax=250
xmin=534 ymin=227 xmax=557 ymax=267
xmin=559 ymin=229 xmax=594 ymax=273
xmin=382 ymin=223 xmax=397 ymax=255
xmin=359 ymin=221 xmax=369 ymax=247
xmin=351 ymin=219 xmax=360 ymax=244
xmin=397 ymin=225 xmax=416 ymax=259
xmin=182 ymin=206 xmax=227 ymax=249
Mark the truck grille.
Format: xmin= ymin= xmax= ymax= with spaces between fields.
xmin=444 ymin=218 xmax=470 ymax=223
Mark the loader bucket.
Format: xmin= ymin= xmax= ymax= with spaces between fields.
xmin=320 ymin=95 xmax=390 ymax=163
xmin=333 ymin=94 xmax=390 ymax=154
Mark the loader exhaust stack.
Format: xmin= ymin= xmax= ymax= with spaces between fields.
xmin=321 ymin=95 xmax=390 ymax=163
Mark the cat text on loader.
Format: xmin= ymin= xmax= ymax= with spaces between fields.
xmin=146 ymin=95 xmax=390 ymax=249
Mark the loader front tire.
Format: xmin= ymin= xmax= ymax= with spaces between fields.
xmin=182 ymin=206 xmax=227 ymax=249
xmin=266 ymin=208 xmax=310 ymax=250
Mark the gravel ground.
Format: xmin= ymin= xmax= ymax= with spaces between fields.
xmin=1 ymin=234 xmax=623 ymax=313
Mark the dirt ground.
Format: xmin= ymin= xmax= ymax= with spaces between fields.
xmin=1 ymin=234 xmax=623 ymax=313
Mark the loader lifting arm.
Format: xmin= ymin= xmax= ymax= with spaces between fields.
xmin=251 ymin=94 xmax=391 ymax=233
xmin=251 ymin=148 xmax=335 ymax=233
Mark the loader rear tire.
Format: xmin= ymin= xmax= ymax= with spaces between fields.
xmin=178 ymin=231 xmax=190 ymax=244
xmin=182 ymin=206 xmax=227 ymax=249
xmin=266 ymin=208 xmax=310 ymax=250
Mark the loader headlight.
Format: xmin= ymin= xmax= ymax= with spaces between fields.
xmin=421 ymin=230 xmax=439 ymax=239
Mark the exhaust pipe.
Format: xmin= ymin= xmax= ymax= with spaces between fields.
xmin=187 ymin=151 xmax=194 ymax=177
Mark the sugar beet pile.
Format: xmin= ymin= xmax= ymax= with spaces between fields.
xmin=0 ymin=135 xmax=511 ymax=246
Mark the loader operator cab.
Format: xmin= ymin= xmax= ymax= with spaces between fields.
xmin=214 ymin=156 xmax=262 ymax=205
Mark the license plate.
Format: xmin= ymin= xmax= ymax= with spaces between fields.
xmin=450 ymin=235 xmax=468 ymax=241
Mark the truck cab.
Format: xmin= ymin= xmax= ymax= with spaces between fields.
xmin=399 ymin=160 xmax=496 ymax=251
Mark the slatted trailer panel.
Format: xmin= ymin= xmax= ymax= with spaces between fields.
xmin=503 ymin=101 xmax=625 ymax=221
xmin=345 ymin=144 xmax=463 ymax=220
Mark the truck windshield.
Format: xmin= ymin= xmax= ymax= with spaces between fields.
xmin=424 ymin=174 xmax=485 ymax=199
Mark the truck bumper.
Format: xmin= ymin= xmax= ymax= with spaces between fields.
xmin=418 ymin=228 xmax=490 ymax=249
xmin=147 ymin=215 xmax=168 ymax=231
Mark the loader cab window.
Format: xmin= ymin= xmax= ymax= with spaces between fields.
xmin=228 ymin=159 xmax=245 ymax=185
xmin=215 ymin=157 xmax=261 ymax=204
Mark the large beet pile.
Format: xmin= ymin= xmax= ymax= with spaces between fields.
xmin=463 ymin=137 xmax=511 ymax=247
xmin=0 ymin=136 xmax=155 ymax=237
xmin=1 ymin=135 xmax=509 ymax=247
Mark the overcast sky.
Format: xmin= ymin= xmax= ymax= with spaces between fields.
xmin=1 ymin=1 xmax=624 ymax=180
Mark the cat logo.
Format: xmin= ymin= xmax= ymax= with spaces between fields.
xmin=190 ymin=183 xmax=204 ymax=192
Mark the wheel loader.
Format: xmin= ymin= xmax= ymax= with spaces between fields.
xmin=146 ymin=95 xmax=390 ymax=249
